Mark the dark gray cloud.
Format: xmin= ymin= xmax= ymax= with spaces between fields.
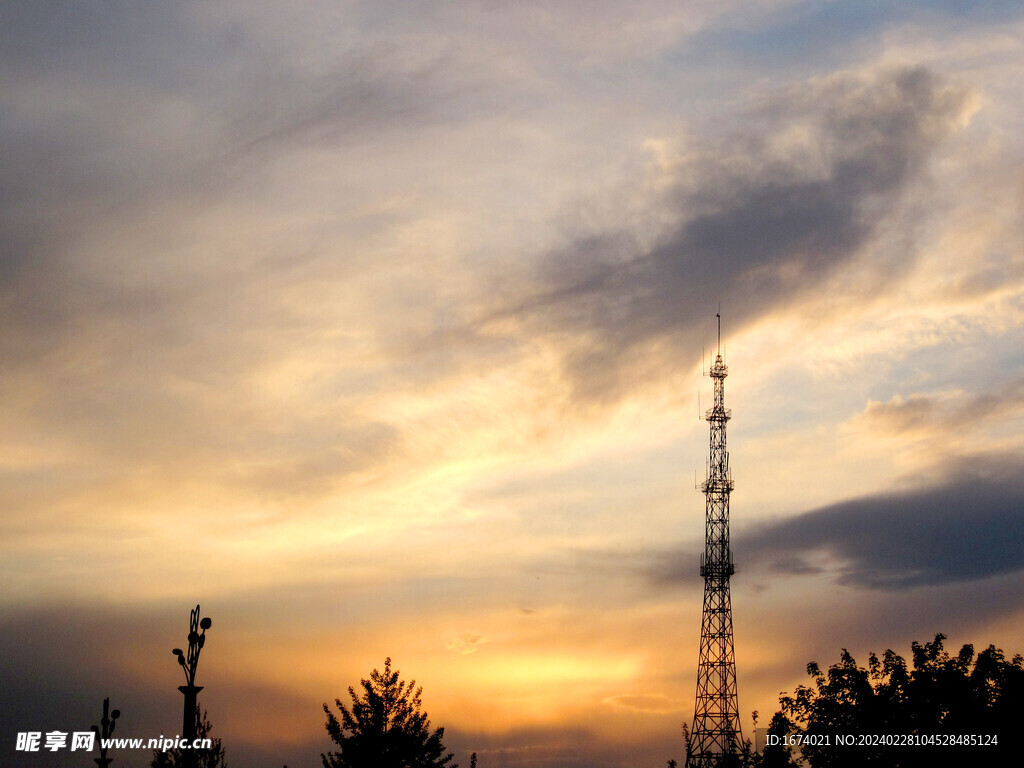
xmin=510 ymin=66 xmax=971 ymax=401
xmin=648 ymin=454 xmax=1024 ymax=591
xmin=733 ymin=454 xmax=1024 ymax=590
xmin=0 ymin=602 xmax=329 ymax=768
xmin=0 ymin=604 xmax=190 ymax=768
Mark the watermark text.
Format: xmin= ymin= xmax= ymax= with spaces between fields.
xmin=15 ymin=731 xmax=213 ymax=753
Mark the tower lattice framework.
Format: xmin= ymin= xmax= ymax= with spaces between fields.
xmin=688 ymin=316 xmax=742 ymax=767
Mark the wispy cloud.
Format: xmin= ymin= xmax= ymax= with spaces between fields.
xmin=855 ymin=380 xmax=1024 ymax=435
xmin=495 ymin=66 xmax=974 ymax=402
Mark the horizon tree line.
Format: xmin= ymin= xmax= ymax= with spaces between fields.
xmin=86 ymin=612 xmax=1023 ymax=768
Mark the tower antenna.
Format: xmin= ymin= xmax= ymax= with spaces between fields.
xmin=687 ymin=313 xmax=742 ymax=767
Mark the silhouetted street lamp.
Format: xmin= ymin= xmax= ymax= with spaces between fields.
xmin=91 ymin=697 xmax=120 ymax=768
xmin=173 ymin=605 xmax=211 ymax=768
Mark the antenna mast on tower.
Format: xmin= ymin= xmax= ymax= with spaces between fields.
xmin=687 ymin=313 xmax=743 ymax=766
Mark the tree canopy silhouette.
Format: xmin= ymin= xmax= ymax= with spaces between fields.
xmin=763 ymin=633 xmax=1023 ymax=768
xmin=150 ymin=708 xmax=227 ymax=768
xmin=322 ymin=657 xmax=457 ymax=768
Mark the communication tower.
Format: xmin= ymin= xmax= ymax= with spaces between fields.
xmin=687 ymin=314 xmax=743 ymax=766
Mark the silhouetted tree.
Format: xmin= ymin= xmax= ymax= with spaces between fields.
xmin=758 ymin=711 xmax=800 ymax=768
xmin=150 ymin=708 xmax=227 ymax=768
xmin=679 ymin=719 xmax=758 ymax=768
xmin=322 ymin=657 xmax=457 ymax=768
xmin=770 ymin=633 xmax=1023 ymax=768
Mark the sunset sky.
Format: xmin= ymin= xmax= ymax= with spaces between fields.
xmin=2 ymin=2 xmax=1024 ymax=767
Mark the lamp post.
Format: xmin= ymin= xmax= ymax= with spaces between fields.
xmin=91 ymin=697 xmax=120 ymax=768
xmin=173 ymin=605 xmax=211 ymax=768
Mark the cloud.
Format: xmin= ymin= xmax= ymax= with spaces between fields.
xmin=0 ymin=604 xmax=189 ymax=768
xmin=855 ymin=380 xmax=1024 ymax=435
xmin=0 ymin=601 xmax=325 ymax=768
xmin=735 ymin=454 xmax=1024 ymax=590
xmin=602 ymin=693 xmax=687 ymax=714
xmin=445 ymin=633 xmax=489 ymax=655
xmin=501 ymin=66 xmax=973 ymax=402
xmin=648 ymin=453 xmax=1024 ymax=592
xmin=0 ymin=1 xmax=504 ymax=520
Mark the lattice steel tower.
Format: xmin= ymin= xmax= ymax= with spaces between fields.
xmin=687 ymin=314 xmax=742 ymax=767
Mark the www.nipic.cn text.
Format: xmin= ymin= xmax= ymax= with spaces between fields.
xmin=15 ymin=731 xmax=213 ymax=753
